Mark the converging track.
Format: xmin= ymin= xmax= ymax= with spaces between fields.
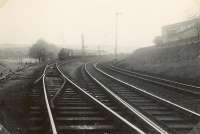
xmin=27 ymin=61 xmax=200 ymax=134
xmin=84 ymin=62 xmax=200 ymax=134
xmin=48 ymin=64 xmax=136 ymax=134
xmin=72 ymin=64 xmax=168 ymax=133
xmin=27 ymin=63 xmax=148 ymax=134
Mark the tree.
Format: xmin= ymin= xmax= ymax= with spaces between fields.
xmin=29 ymin=39 xmax=58 ymax=62
xmin=58 ymin=48 xmax=71 ymax=60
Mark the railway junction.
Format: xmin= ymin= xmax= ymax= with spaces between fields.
xmin=0 ymin=58 xmax=199 ymax=134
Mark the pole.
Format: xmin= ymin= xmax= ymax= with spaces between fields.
xmin=114 ymin=12 xmax=122 ymax=61
xmin=81 ymin=33 xmax=85 ymax=57
xmin=114 ymin=13 xmax=118 ymax=61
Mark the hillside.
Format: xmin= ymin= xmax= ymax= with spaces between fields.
xmin=117 ymin=44 xmax=200 ymax=85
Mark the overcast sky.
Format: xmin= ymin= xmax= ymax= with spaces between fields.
xmin=0 ymin=0 xmax=199 ymax=52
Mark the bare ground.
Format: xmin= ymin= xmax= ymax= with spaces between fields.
xmin=0 ymin=64 xmax=44 ymax=133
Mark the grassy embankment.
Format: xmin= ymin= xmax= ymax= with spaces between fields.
xmin=117 ymin=43 xmax=200 ymax=85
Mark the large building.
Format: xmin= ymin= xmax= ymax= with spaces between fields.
xmin=161 ymin=18 xmax=200 ymax=44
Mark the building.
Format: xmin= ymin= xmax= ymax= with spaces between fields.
xmin=160 ymin=18 xmax=200 ymax=44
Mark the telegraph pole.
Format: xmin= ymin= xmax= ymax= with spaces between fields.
xmin=114 ymin=12 xmax=122 ymax=61
xmin=81 ymin=33 xmax=85 ymax=57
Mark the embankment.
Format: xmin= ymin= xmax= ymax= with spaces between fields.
xmin=117 ymin=44 xmax=200 ymax=85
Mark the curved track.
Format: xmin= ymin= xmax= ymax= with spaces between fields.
xmin=85 ymin=63 xmax=200 ymax=134
xmin=97 ymin=63 xmax=200 ymax=112
xmin=73 ymin=64 xmax=169 ymax=133
xmin=28 ymin=63 xmax=150 ymax=134
xmin=103 ymin=64 xmax=200 ymax=95
xmin=28 ymin=65 xmax=56 ymax=134
xmin=51 ymin=64 xmax=136 ymax=134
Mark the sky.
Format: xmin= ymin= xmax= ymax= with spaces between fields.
xmin=0 ymin=0 xmax=199 ymax=53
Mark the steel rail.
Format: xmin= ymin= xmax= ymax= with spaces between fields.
xmin=50 ymin=64 xmax=67 ymax=108
xmin=50 ymin=78 xmax=66 ymax=108
xmin=85 ymin=63 xmax=168 ymax=134
xmin=111 ymin=65 xmax=200 ymax=89
xmin=34 ymin=64 xmax=49 ymax=84
xmin=56 ymin=63 xmax=146 ymax=134
xmin=106 ymin=67 xmax=200 ymax=95
xmin=42 ymin=65 xmax=58 ymax=134
xmin=107 ymin=66 xmax=199 ymax=95
xmin=95 ymin=64 xmax=200 ymax=117
xmin=103 ymin=65 xmax=199 ymax=96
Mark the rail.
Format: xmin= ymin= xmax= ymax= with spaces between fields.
xmin=56 ymin=63 xmax=146 ymax=134
xmin=42 ymin=65 xmax=58 ymax=134
xmin=50 ymin=78 xmax=66 ymax=108
xmin=95 ymin=64 xmax=200 ymax=117
xmin=104 ymin=65 xmax=200 ymax=96
xmin=85 ymin=63 xmax=168 ymax=134
xmin=111 ymin=65 xmax=200 ymax=89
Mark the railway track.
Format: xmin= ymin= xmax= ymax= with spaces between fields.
xmin=102 ymin=64 xmax=200 ymax=95
xmin=85 ymin=63 xmax=200 ymax=134
xmin=28 ymin=63 xmax=150 ymax=134
xmin=97 ymin=63 xmax=200 ymax=111
xmin=51 ymin=64 xmax=137 ymax=134
xmin=70 ymin=63 xmax=170 ymax=133
xmin=28 ymin=65 xmax=56 ymax=134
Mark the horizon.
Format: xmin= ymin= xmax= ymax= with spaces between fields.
xmin=0 ymin=0 xmax=199 ymax=53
